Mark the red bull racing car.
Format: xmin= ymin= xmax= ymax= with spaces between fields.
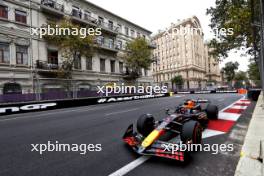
xmin=173 ymin=99 xmax=218 ymax=128
xmin=123 ymin=99 xmax=218 ymax=162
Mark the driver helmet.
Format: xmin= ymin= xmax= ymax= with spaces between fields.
xmin=184 ymin=100 xmax=195 ymax=109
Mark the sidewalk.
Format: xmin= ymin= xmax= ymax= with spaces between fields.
xmin=235 ymin=92 xmax=264 ymax=176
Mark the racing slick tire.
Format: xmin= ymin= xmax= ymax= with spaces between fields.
xmin=206 ymin=105 xmax=218 ymax=119
xmin=137 ymin=114 xmax=155 ymax=137
xmin=181 ymin=120 xmax=202 ymax=144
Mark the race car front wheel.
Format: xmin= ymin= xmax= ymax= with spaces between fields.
xmin=206 ymin=105 xmax=219 ymax=119
xmin=181 ymin=120 xmax=202 ymax=144
xmin=137 ymin=114 xmax=155 ymax=137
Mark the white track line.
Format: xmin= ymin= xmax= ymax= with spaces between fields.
xmin=109 ymin=156 xmax=150 ymax=176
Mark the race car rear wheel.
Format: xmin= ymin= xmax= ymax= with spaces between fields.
xmin=137 ymin=114 xmax=155 ymax=137
xmin=206 ymin=105 xmax=218 ymax=119
xmin=181 ymin=120 xmax=202 ymax=144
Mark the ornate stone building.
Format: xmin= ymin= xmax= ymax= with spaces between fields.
xmin=151 ymin=16 xmax=220 ymax=89
xmin=0 ymin=0 xmax=153 ymax=95
xmin=204 ymin=43 xmax=221 ymax=84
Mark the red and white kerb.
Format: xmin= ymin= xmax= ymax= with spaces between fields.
xmin=202 ymin=98 xmax=251 ymax=139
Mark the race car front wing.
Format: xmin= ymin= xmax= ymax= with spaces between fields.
xmin=123 ymin=124 xmax=185 ymax=161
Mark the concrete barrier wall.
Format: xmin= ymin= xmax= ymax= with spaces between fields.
xmin=0 ymin=93 xmax=169 ymax=116
xmin=235 ymin=92 xmax=264 ymax=176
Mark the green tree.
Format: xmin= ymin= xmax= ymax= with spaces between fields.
xmin=206 ymin=0 xmax=261 ymax=60
xmin=123 ymin=38 xmax=152 ymax=81
xmin=248 ymin=60 xmax=261 ymax=87
xmin=44 ymin=18 xmax=95 ymax=79
xmin=234 ymin=71 xmax=249 ymax=88
xmin=222 ymin=61 xmax=239 ymax=87
xmin=171 ymin=75 xmax=184 ymax=90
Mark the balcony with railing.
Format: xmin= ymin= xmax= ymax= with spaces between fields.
xmin=83 ymin=15 xmax=98 ymax=24
xmin=95 ymin=38 xmax=119 ymax=52
xmin=40 ymin=0 xmax=64 ymax=16
xmin=36 ymin=60 xmax=59 ymax=69
xmin=97 ymin=21 xmax=119 ymax=35
xmin=71 ymin=11 xmax=98 ymax=27
xmin=35 ymin=60 xmax=62 ymax=77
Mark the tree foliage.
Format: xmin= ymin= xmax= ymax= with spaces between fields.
xmin=248 ymin=60 xmax=261 ymax=86
xmin=44 ymin=18 xmax=95 ymax=78
xmin=206 ymin=0 xmax=261 ymax=60
xmin=171 ymin=75 xmax=184 ymax=86
xmin=234 ymin=71 xmax=248 ymax=81
xmin=234 ymin=71 xmax=249 ymax=88
xmin=222 ymin=61 xmax=239 ymax=82
xmin=171 ymin=75 xmax=184 ymax=90
xmin=124 ymin=38 xmax=152 ymax=80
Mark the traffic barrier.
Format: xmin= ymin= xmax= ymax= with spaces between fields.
xmin=0 ymin=89 xmax=250 ymax=116
xmin=0 ymin=93 xmax=170 ymax=116
xmin=238 ymin=88 xmax=248 ymax=94
xmin=174 ymin=90 xmax=238 ymax=94
xmin=247 ymin=89 xmax=261 ymax=101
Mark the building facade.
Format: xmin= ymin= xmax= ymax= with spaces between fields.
xmin=151 ymin=16 xmax=220 ymax=90
xmin=204 ymin=43 xmax=221 ymax=84
xmin=0 ymin=0 xmax=153 ymax=95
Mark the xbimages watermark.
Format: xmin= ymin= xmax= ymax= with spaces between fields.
xmin=97 ymin=83 xmax=168 ymax=96
xmin=163 ymin=25 xmax=234 ymax=38
xmin=31 ymin=141 xmax=102 ymax=155
xmin=162 ymin=142 xmax=234 ymax=154
xmin=30 ymin=25 xmax=102 ymax=38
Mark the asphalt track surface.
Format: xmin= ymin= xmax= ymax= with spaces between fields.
xmin=0 ymin=94 xmax=255 ymax=176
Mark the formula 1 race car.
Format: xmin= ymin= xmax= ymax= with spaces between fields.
xmin=123 ymin=114 xmax=201 ymax=162
xmin=173 ymin=99 xmax=219 ymax=128
xmin=122 ymin=99 xmax=218 ymax=162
